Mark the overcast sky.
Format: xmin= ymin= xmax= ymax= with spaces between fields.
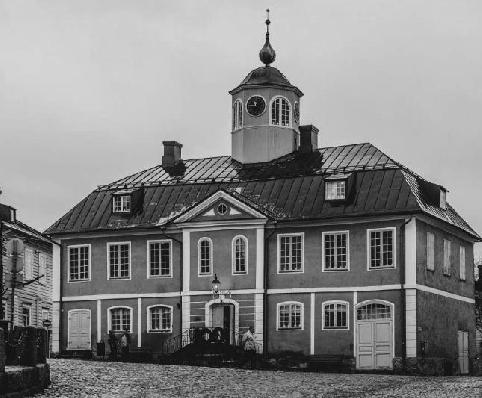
xmin=0 ymin=0 xmax=481 ymax=257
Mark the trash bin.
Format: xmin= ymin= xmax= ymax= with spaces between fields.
xmin=97 ymin=341 xmax=105 ymax=358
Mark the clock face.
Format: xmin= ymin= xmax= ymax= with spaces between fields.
xmin=246 ymin=96 xmax=266 ymax=117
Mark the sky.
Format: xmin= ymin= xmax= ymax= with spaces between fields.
xmin=0 ymin=0 xmax=481 ymax=258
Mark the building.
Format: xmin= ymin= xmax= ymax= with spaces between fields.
xmin=0 ymin=202 xmax=54 ymax=330
xmin=46 ymin=16 xmax=480 ymax=373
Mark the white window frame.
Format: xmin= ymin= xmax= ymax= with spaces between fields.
xmin=232 ymin=99 xmax=243 ymax=130
xmin=426 ymin=232 xmax=435 ymax=271
xmin=277 ymin=233 xmax=304 ymax=274
xmin=325 ymin=180 xmax=346 ymax=201
xmin=112 ymin=195 xmax=131 ymax=213
xmin=322 ymin=231 xmax=350 ymax=272
xmin=42 ymin=309 xmax=50 ymax=321
xmin=269 ymin=95 xmax=292 ymax=128
xmin=147 ymin=240 xmax=173 ymax=279
xmin=198 ymin=237 xmax=213 ymax=277
xmin=367 ymin=227 xmax=397 ymax=270
xmin=24 ymin=248 xmax=33 ymax=280
xmin=276 ymin=301 xmax=304 ymax=330
xmin=443 ymin=239 xmax=451 ymax=276
xmin=67 ymin=244 xmax=91 ymax=283
xmin=322 ymin=300 xmax=349 ymax=331
xmin=147 ymin=305 xmax=173 ymax=333
xmin=460 ymin=245 xmax=466 ymax=281
xmin=232 ymin=235 xmax=248 ymax=275
xmin=107 ymin=242 xmax=131 ymax=280
xmin=22 ymin=304 xmax=31 ymax=327
xmin=107 ymin=306 xmax=133 ymax=333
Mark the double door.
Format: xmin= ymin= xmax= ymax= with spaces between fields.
xmin=211 ymin=304 xmax=234 ymax=344
xmin=356 ymin=319 xmax=393 ymax=369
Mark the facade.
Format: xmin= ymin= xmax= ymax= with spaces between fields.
xmin=0 ymin=202 xmax=54 ymax=330
xmin=46 ymin=19 xmax=479 ymax=373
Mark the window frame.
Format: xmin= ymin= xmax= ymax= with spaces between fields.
xmin=367 ymin=227 xmax=397 ymax=270
xmin=107 ymin=306 xmax=133 ymax=333
xmin=197 ymin=237 xmax=213 ymax=277
xmin=322 ymin=300 xmax=350 ymax=331
xmin=325 ymin=180 xmax=346 ymax=201
xmin=322 ymin=231 xmax=350 ymax=272
xmin=112 ymin=195 xmax=131 ymax=213
xmin=22 ymin=304 xmax=31 ymax=327
xmin=106 ymin=242 xmax=132 ymax=280
xmin=276 ymin=301 xmax=304 ymax=330
xmin=147 ymin=239 xmax=173 ymax=279
xmin=426 ymin=231 xmax=435 ymax=271
xmin=269 ymin=95 xmax=292 ymax=128
xmin=232 ymin=99 xmax=243 ymax=131
xmin=232 ymin=235 xmax=248 ymax=275
xmin=459 ymin=245 xmax=466 ymax=281
xmin=147 ymin=304 xmax=173 ymax=333
xmin=277 ymin=232 xmax=304 ymax=274
xmin=67 ymin=244 xmax=91 ymax=283
xmin=443 ymin=239 xmax=451 ymax=276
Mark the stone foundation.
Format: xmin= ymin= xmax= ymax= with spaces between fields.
xmin=1 ymin=363 xmax=50 ymax=397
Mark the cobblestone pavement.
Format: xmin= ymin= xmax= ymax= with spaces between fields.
xmin=33 ymin=359 xmax=482 ymax=398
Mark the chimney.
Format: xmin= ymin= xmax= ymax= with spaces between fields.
xmin=162 ymin=141 xmax=183 ymax=168
xmin=299 ymin=125 xmax=319 ymax=153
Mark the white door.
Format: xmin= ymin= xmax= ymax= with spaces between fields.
xmin=458 ymin=330 xmax=469 ymax=374
xmin=68 ymin=309 xmax=91 ymax=350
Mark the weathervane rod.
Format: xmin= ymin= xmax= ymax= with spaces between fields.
xmin=266 ymin=9 xmax=270 ymax=37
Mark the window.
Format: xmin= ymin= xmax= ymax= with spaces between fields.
xmin=108 ymin=243 xmax=131 ymax=279
xmin=443 ymin=239 xmax=451 ymax=276
xmin=39 ymin=253 xmax=47 ymax=283
xmin=323 ymin=301 xmax=349 ymax=330
xmin=24 ymin=248 xmax=33 ymax=280
xmin=198 ymin=238 xmax=212 ymax=276
xmin=148 ymin=240 xmax=172 ymax=278
xmin=42 ymin=309 xmax=50 ymax=321
xmin=426 ymin=232 xmax=435 ymax=271
xmin=357 ymin=302 xmax=392 ymax=320
xmin=368 ymin=228 xmax=395 ymax=269
xmin=277 ymin=302 xmax=303 ymax=330
xmin=113 ymin=195 xmax=131 ymax=213
xmin=270 ymin=96 xmax=291 ymax=127
xmin=232 ymin=235 xmax=248 ymax=274
xmin=109 ymin=307 xmax=132 ymax=332
xmin=322 ymin=231 xmax=349 ymax=271
xmin=68 ymin=245 xmax=90 ymax=282
xmin=278 ymin=233 xmax=303 ymax=273
xmin=148 ymin=305 xmax=172 ymax=333
xmin=232 ymin=100 xmax=243 ymax=130
xmin=1 ymin=301 xmax=7 ymax=320
xmin=460 ymin=246 xmax=466 ymax=281
xmin=325 ymin=180 xmax=346 ymax=201
xmin=22 ymin=305 xmax=31 ymax=326
xmin=217 ymin=203 xmax=228 ymax=215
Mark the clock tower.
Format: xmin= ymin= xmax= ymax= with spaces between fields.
xmin=229 ymin=11 xmax=304 ymax=164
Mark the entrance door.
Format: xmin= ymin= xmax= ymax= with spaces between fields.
xmin=211 ymin=304 xmax=234 ymax=344
xmin=356 ymin=302 xmax=393 ymax=370
xmin=458 ymin=330 xmax=469 ymax=374
xmin=68 ymin=309 xmax=91 ymax=350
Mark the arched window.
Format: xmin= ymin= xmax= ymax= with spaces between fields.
xmin=108 ymin=306 xmax=132 ymax=333
xmin=322 ymin=301 xmax=349 ymax=330
xmin=270 ymin=96 xmax=291 ymax=127
xmin=198 ymin=237 xmax=213 ymax=276
xmin=232 ymin=100 xmax=243 ymax=130
xmin=356 ymin=301 xmax=392 ymax=320
xmin=147 ymin=305 xmax=173 ymax=333
xmin=232 ymin=235 xmax=248 ymax=274
xmin=277 ymin=301 xmax=303 ymax=330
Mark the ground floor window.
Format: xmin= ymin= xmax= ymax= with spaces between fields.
xmin=277 ymin=302 xmax=303 ymax=330
xmin=22 ymin=304 xmax=31 ymax=326
xmin=109 ymin=307 xmax=131 ymax=332
xmin=148 ymin=305 xmax=172 ymax=333
xmin=323 ymin=301 xmax=348 ymax=330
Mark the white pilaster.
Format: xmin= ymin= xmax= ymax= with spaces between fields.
xmin=51 ymin=301 xmax=60 ymax=353
xmin=182 ymin=295 xmax=191 ymax=331
xmin=310 ymin=293 xmax=315 ymax=355
xmin=51 ymin=241 xmax=61 ymax=353
xmin=256 ymin=228 xmax=264 ymax=290
xmin=405 ymin=218 xmax=417 ymax=357
xmin=405 ymin=289 xmax=417 ymax=357
xmin=255 ymin=227 xmax=264 ymax=352
xmin=137 ymin=297 xmax=142 ymax=347
xmin=182 ymin=230 xmax=191 ymax=331
xmin=405 ymin=218 xmax=417 ymax=286
xmin=96 ymin=299 xmax=101 ymax=342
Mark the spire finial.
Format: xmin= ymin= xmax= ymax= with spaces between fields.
xmin=259 ymin=8 xmax=276 ymax=66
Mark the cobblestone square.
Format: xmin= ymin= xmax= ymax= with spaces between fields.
xmin=33 ymin=359 xmax=482 ymax=398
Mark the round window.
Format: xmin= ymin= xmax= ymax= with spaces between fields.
xmin=217 ymin=203 xmax=228 ymax=215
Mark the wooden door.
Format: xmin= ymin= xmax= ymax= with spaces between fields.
xmin=458 ymin=330 xmax=469 ymax=374
xmin=68 ymin=310 xmax=91 ymax=350
xmin=357 ymin=322 xmax=375 ymax=369
xmin=356 ymin=320 xmax=392 ymax=369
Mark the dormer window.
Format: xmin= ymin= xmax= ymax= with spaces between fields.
xmin=113 ymin=195 xmax=131 ymax=213
xmin=325 ymin=180 xmax=346 ymax=201
xmin=270 ymin=96 xmax=291 ymax=127
xmin=232 ymin=99 xmax=243 ymax=130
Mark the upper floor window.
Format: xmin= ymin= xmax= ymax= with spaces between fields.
xmin=113 ymin=195 xmax=131 ymax=213
xmin=322 ymin=301 xmax=349 ymax=330
xmin=108 ymin=242 xmax=131 ymax=280
xmin=325 ymin=180 xmax=346 ymax=201
xmin=148 ymin=305 xmax=172 ymax=333
xmin=68 ymin=245 xmax=90 ymax=282
xmin=270 ymin=96 xmax=291 ymax=127
xmin=232 ymin=235 xmax=248 ymax=274
xmin=232 ymin=100 xmax=243 ymax=130
xmin=277 ymin=301 xmax=303 ymax=330
xmin=322 ymin=231 xmax=349 ymax=271
xmin=148 ymin=240 xmax=172 ymax=278
xmin=109 ymin=307 xmax=132 ymax=332
xmin=198 ymin=238 xmax=213 ymax=276
xmin=426 ymin=232 xmax=435 ymax=271
xmin=443 ymin=239 xmax=451 ymax=276
xmin=22 ymin=304 xmax=31 ymax=326
xmin=24 ymin=248 xmax=33 ymax=280
xmin=368 ymin=228 xmax=396 ymax=269
xmin=278 ymin=233 xmax=304 ymax=273
xmin=39 ymin=253 xmax=47 ymax=283
xmin=459 ymin=245 xmax=466 ymax=281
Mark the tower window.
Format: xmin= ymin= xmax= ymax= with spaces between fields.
xmin=232 ymin=99 xmax=243 ymax=130
xmin=270 ymin=96 xmax=291 ymax=127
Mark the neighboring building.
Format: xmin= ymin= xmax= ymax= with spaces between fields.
xmin=0 ymin=202 xmax=54 ymax=329
xmin=46 ymin=17 xmax=480 ymax=373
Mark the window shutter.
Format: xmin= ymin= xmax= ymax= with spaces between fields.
xmin=460 ymin=246 xmax=466 ymax=281
xmin=426 ymin=232 xmax=435 ymax=271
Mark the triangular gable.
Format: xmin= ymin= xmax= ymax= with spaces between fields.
xmin=173 ymin=190 xmax=267 ymax=224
